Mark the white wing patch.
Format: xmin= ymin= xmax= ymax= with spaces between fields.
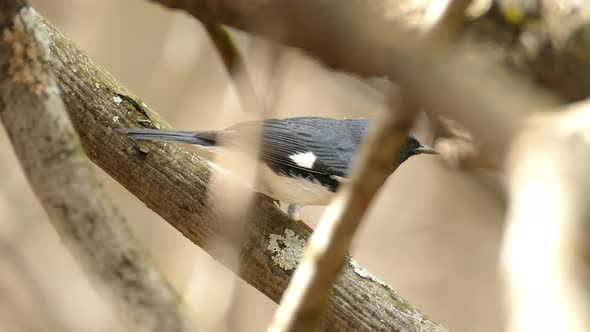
xmin=289 ymin=151 xmax=317 ymax=169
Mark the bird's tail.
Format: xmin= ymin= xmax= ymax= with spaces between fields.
xmin=116 ymin=128 xmax=216 ymax=146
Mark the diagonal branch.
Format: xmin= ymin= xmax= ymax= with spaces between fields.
xmin=32 ymin=7 xmax=444 ymax=332
xmin=268 ymin=91 xmax=419 ymax=331
xmin=0 ymin=2 xmax=194 ymax=332
xmin=503 ymin=101 xmax=590 ymax=332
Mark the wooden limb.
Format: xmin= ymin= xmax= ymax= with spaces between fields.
xmin=147 ymin=0 xmax=590 ymax=102
xmin=419 ymin=0 xmax=481 ymax=168
xmin=0 ymin=2 xmax=194 ymax=332
xmin=32 ymin=7 xmax=444 ymax=332
xmin=192 ymin=26 xmax=267 ymax=324
xmin=503 ymin=101 xmax=590 ymax=332
xmin=268 ymin=91 xmax=420 ymax=332
xmin=420 ymin=0 xmax=472 ymax=39
xmin=203 ymin=22 xmax=260 ymax=114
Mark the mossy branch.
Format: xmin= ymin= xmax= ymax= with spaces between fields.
xmin=0 ymin=2 xmax=194 ymax=331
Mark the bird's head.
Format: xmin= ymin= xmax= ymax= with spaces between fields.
xmin=396 ymin=133 xmax=438 ymax=166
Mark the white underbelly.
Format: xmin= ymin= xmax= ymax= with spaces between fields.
xmin=204 ymin=154 xmax=335 ymax=206
xmin=256 ymin=165 xmax=335 ymax=206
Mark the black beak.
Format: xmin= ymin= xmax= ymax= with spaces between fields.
xmin=413 ymin=144 xmax=438 ymax=155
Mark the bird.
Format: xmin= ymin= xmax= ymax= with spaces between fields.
xmin=118 ymin=117 xmax=437 ymax=219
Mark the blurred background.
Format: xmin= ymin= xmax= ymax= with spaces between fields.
xmin=1 ymin=0 xmax=506 ymax=331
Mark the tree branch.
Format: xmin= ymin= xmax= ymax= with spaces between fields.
xmin=0 ymin=2 xmax=194 ymax=331
xmin=420 ymin=0 xmax=471 ymax=39
xmin=32 ymin=7 xmax=444 ymax=332
xmin=269 ymin=91 xmax=418 ymax=331
xmin=203 ymin=22 xmax=260 ymax=115
xmin=147 ymin=0 xmax=590 ymax=102
xmin=503 ymin=101 xmax=590 ymax=332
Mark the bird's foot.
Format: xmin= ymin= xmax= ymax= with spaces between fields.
xmin=287 ymin=204 xmax=300 ymax=220
xmin=271 ymin=199 xmax=281 ymax=209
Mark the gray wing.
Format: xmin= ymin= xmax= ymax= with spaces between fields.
xmin=219 ymin=117 xmax=371 ymax=178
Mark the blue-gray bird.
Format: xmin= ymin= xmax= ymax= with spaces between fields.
xmin=118 ymin=117 xmax=436 ymax=218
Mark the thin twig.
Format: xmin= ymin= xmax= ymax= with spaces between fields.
xmin=187 ymin=21 xmax=281 ymax=329
xmin=419 ymin=0 xmax=477 ymax=163
xmin=203 ymin=22 xmax=259 ymax=114
xmin=420 ymin=0 xmax=472 ymax=40
xmin=0 ymin=3 xmax=194 ymax=332
xmin=268 ymin=90 xmax=417 ymax=332
xmin=189 ymin=64 xmax=263 ymax=332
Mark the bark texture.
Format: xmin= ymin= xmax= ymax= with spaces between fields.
xmin=0 ymin=2 xmax=193 ymax=332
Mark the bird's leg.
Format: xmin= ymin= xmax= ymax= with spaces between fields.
xmin=287 ymin=204 xmax=300 ymax=220
xmin=272 ymin=199 xmax=281 ymax=209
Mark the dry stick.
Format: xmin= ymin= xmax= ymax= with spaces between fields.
xmin=32 ymin=9 xmax=442 ymax=332
xmin=183 ymin=21 xmax=262 ymax=329
xmin=201 ymin=21 xmax=288 ymax=329
xmin=503 ymin=103 xmax=590 ymax=332
xmin=420 ymin=0 xmax=471 ymax=38
xmin=268 ymin=92 xmax=419 ymax=332
xmin=419 ymin=0 xmax=473 ymax=145
xmin=203 ymin=27 xmax=291 ymax=329
xmin=203 ymin=22 xmax=259 ymax=115
xmin=0 ymin=3 xmax=194 ymax=332
xmin=198 ymin=124 xmax=262 ymax=330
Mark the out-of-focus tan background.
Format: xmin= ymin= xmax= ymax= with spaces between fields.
xmin=1 ymin=1 xmax=506 ymax=331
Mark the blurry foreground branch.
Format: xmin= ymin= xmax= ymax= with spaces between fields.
xmin=0 ymin=2 xmax=193 ymax=332
xmin=503 ymin=101 xmax=590 ymax=332
xmin=149 ymin=0 xmax=590 ymax=102
xmin=203 ymin=22 xmax=260 ymax=115
xmin=269 ymin=93 xmax=419 ymax=331
xmin=31 ymin=7 xmax=443 ymax=332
